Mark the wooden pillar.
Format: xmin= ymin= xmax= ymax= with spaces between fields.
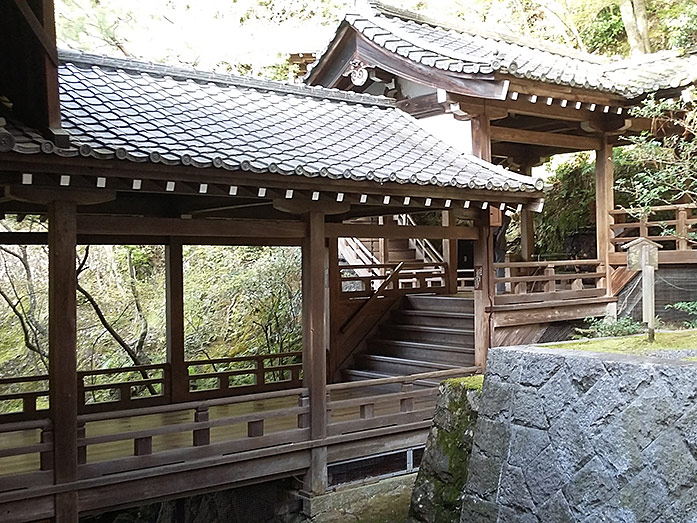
xmin=473 ymin=211 xmax=494 ymax=369
xmin=327 ymin=237 xmax=340 ymax=382
xmin=48 ymin=200 xmax=79 ymax=522
xmin=442 ymin=210 xmax=458 ymax=294
xmin=302 ymin=211 xmax=328 ymax=494
xmin=519 ymin=165 xmax=535 ymax=261
xmin=166 ymin=239 xmax=187 ymax=403
xmin=595 ymin=136 xmax=614 ymax=295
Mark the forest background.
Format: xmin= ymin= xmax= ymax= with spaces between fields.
xmin=1 ymin=0 xmax=696 ymax=399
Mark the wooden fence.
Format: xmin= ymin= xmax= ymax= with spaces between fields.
xmin=609 ymin=204 xmax=697 ymax=265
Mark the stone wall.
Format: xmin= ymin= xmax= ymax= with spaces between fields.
xmin=407 ymin=377 xmax=481 ymax=523
xmin=460 ymin=345 xmax=697 ymax=522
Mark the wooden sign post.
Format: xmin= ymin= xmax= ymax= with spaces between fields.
xmin=624 ymin=237 xmax=661 ymax=342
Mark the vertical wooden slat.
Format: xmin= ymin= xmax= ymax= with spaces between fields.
xmin=48 ymin=199 xmax=78 ymax=522
xmin=166 ymin=239 xmax=187 ymax=402
xmin=193 ymin=406 xmax=210 ymax=447
xmin=134 ymin=436 xmax=153 ymax=456
xmin=543 ymin=265 xmax=556 ymax=293
xmin=400 ymin=383 xmax=414 ymax=413
xmin=677 ymin=208 xmax=688 ymax=251
xmin=247 ymin=420 xmax=264 ymax=438
xmin=595 ymin=137 xmax=614 ymax=296
xmin=302 ymin=211 xmax=328 ymax=494
xmin=40 ymin=427 xmax=53 ymax=471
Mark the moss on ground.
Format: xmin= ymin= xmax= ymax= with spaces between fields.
xmin=443 ymin=374 xmax=484 ymax=395
xmin=545 ymin=330 xmax=697 ymax=357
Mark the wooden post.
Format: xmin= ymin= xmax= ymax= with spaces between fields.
xmin=472 ymin=113 xmax=502 ymax=228
xmin=644 ymin=264 xmax=656 ymax=342
xmin=473 ymin=210 xmax=494 ymax=368
xmin=302 ymin=211 xmax=328 ymax=495
xmin=327 ymin=237 xmax=340 ymax=382
xmin=442 ymin=210 xmax=458 ymax=294
xmin=48 ymin=199 xmax=79 ymax=522
xmin=519 ymin=165 xmax=535 ymax=261
xmin=677 ymin=207 xmax=688 ymax=251
xmin=166 ymin=239 xmax=187 ymax=403
xmin=595 ymin=137 xmax=614 ymax=295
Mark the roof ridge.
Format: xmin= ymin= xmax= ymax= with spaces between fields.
xmin=57 ymin=49 xmax=396 ymax=108
xmin=366 ymin=1 xmax=609 ymax=65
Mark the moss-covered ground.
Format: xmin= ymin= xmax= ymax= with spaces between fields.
xmin=443 ymin=374 xmax=484 ymax=394
xmin=545 ymin=330 xmax=697 ymax=357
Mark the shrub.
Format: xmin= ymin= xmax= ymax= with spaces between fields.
xmin=574 ymin=316 xmax=643 ymax=338
xmin=665 ymin=301 xmax=697 ymax=328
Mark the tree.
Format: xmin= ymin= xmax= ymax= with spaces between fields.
xmin=618 ymin=0 xmax=651 ymax=54
xmin=617 ymin=89 xmax=697 ymax=208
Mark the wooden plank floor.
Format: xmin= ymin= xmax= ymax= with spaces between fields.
xmin=0 ymin=388 xmax=436 ymax=478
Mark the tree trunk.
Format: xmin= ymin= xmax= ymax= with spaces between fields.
xmin=619 ymin=0 xmax=651 ymax=54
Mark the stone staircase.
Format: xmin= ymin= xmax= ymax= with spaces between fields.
xmin=343 ymin=294 xmax=476 ymax=381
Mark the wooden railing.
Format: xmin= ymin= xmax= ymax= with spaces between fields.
xmin=186 ymin=352 xmax=302 ymax=399
xmin=1 ymin=353 xmax=303 ymax=420
xmin=493 ymin=259 xmax=607 ymax=306
xmin=457 ymin=268 xmax=475 ymax=291
xmin=0 ymin=418 xmax=54 ymax=493
xmin=79 ymin=364 xmax=170 ymax=414
xmin=75 ymin=387 xmax=309 ymax=480
xmin=326 ymin=367 xmax=479 ymax=437
xmin=610 ymin=204 xmax=697 ymax=264
xmin=0 ymin=376 xmax=49 ymax=420
xmin=339 ymin=262 xmax=447 ymax=299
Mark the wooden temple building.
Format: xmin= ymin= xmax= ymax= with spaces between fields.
xmin=0 ymin=1 xmax=696 ymax=521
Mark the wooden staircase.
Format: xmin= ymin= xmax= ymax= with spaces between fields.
xmin=343 ymin=294 xmax=476 ymax=381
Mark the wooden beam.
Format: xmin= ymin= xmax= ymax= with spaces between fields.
xmin=76 ymin=216 xmax=306 ymax=239
xmin=595 ymin=136 xmax=614 ymax=295
xmin=0 ymin=153 xmax=544 ymax=204
xmin=302 ymin=212 xmax=328 ymax=494
xmin=473 ymin=211 xmax=494 ymax=369
xmin=324 ymin=222 xmax=478 ymax=240
xmin=449 ymin=92 xmax=618 ymax=123
xmin=165 ymin=239 xmax=187 ymax=403
xmin=519 ymin=165 xmax=535 ymax=261
xmin=48 ymin=199 xmax=79 ymax=522
xmin=10 ymin=0 xmax=58 ymax=66
xmin=490 ymin=126 xmax=603 ymax=150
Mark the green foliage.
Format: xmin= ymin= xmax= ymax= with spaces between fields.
xmin=580 ymin=4 xmax=628 ymax=55
xmin=617 ymin=92 xmax=697 ymax=210
xmin=666 ymin=301 xmax=697 ymax=328
xmin=574 ymin=316 xmax=644 ymax=339
xmin=534 ymin=149 xmax=643 ymax=256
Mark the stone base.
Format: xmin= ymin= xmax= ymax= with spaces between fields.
xmin=297 ymin=473 xmax=415 ymax=522
xmin=461 ymin=345 xmax=697 ymax=522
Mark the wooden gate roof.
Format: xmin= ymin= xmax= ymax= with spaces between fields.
xmin=306 ymin=1 xmax=697 ymax=100
xmin=0 ymin=51 xmax=542 ymax=196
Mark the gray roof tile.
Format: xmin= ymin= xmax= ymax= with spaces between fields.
xmin=309 ymin=1 xmax=697 ymax=99
xmin=0 ymin=50 xmax=542 ymax=195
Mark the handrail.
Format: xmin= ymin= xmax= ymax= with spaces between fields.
xmin=610 ymin=203 xmax=697 ymax=215
xmin=78 ymin=386 xmax=308 ymax=423
xmin=396 ymin=214 xmax=444 ymax=264
xmin=337 ymin=237 xmax=381 ymax=278
xmin=327 ymin=366 xmax=481 ymax=391
xmin=494 ymin=259 xmax=601 ymax=269
xmin=340 ymin=261 xmax=405 ymax=334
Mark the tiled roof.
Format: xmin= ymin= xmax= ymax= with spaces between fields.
xmin=0 ymin=50 xmax=542 ymax=194
xmin=309 ymin=1 xmax=697 ymax=99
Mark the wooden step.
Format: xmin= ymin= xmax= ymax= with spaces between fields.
xmin=369 ymin=339 xmax=475 ymax=366
xmin=379 ymin=324 xmax=474 ymax=346
xmin=406 ymin=295 xmax=474 ymax=313
xmin=388 ymin=249 xmax=416 ymax=261
xmin=354 ymin=354 xmax=459 ymax=376
xmin=392 ymin=309 xmax=475 ymax=329
xmin=387 ymin=238 xmax=410 ymax=250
